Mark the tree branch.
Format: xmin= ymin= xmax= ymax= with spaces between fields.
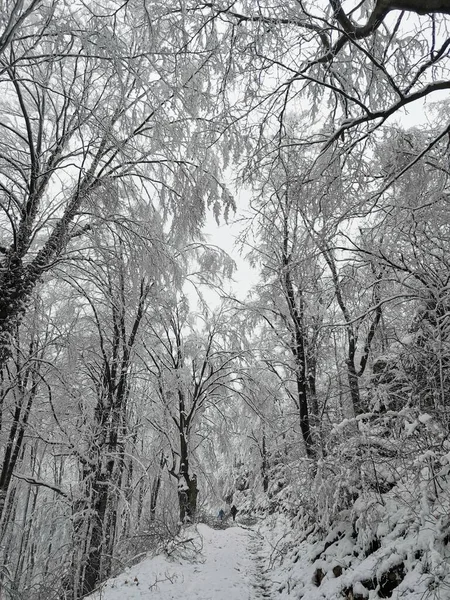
xmin=12 ymin=472 xmax=68 ymax=498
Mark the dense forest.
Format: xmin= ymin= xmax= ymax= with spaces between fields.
xmin=1 ymin=1 xmax=450 ymax=598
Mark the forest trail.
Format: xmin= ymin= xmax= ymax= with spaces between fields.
xmin=87 ymin=523 xmax=272 ymax=600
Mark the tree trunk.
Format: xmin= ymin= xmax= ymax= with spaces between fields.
xmin=81 ymin=471 xmax=109 ymax=597
xmin=281 ymin=213 xmax=315 ymax=459
xmin=346 ymin=332 xmax=363 ymax=415
xmin=308 ymin=350 xmax=320 ymax=425
xmin=261 ymin=430 xmax=269 ymax=493
xmin=177 ymin=400 xmax=198 ymax=523
xmin=283 ymin=274 xmax=315 ymax=458
xmin=0 ymin=257 xmax=34 ymax=371
xmin=150 ymin=453 xmax=165 ymax=521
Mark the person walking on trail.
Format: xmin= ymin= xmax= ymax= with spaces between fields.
xmin=230 ymin=505 xmax=238 ymax=521
xmin=218 ymin=508 xmax=225 ymax=521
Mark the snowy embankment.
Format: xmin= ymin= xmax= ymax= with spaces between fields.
xmin=253 ymin=481 xmax=450 ymax=600
xmin=87 ymin=523 xmax=266 ymax=600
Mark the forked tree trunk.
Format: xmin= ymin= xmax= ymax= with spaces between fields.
xmin=280 ymin=208 xmax=315 ymax=459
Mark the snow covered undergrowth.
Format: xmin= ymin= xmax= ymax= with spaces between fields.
xmin=232 ymin=410 xmax=450 ymax=600
xmin=255 ymin=478 xmax=450 ymax=600
xmin=86 ymin=523 xmax=264 ymax=600
xmin=84 ymin=481 xmax=450 ymax=600
xmin=86 ymin=413 xmax=450 ymax=600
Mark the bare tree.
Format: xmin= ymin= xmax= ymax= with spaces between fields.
xmin=0 ymin=0 xmax=45 ymax=59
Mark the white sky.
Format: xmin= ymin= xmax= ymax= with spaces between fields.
xmin=204 ymin=214 xmax=257 ymax=295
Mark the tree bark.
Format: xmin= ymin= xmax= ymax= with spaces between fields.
xmin=281 ymin=218 xmax=315 ymax=459
xmin=150 ymin=453 xmax=166 ymax=522
xmin=261 ymin=430 xmax=269 ymax=493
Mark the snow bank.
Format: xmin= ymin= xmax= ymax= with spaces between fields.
xmin=254 ymin=476 xmax=450 ymax=600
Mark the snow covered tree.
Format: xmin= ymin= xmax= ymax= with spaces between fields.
xmin=202 ymin=1 xmax=450 ymax=168
xmin=65 ymin=250 xmax=151 ymax=596
xmin=244 ymin=185 xmax=322 ymax=458
xmin=348 ymin=125 xmax=450 ymax=419
xmin=143 ymin=297 xmax=243 ymax=524
xmin=0 ymin=0 xmax=235 ymax=374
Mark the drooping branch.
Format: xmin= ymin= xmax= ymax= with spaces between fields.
xmin=12 ymin=473 xmax=68 ymax=499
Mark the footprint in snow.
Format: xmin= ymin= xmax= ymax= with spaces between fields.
xmin=248 ymin=531 xmax=272 ymax=600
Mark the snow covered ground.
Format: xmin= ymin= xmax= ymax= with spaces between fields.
xmin=87 ymin=484 xmax=450 ymax=600
xmin=87 ymin=523 xmax=270 ymax=600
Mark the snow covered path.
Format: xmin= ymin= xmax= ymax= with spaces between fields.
xmin=87 ymin=523 xmax=271 ymax=600
xmin=248 ymin=528 xmax=272 ymax=599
